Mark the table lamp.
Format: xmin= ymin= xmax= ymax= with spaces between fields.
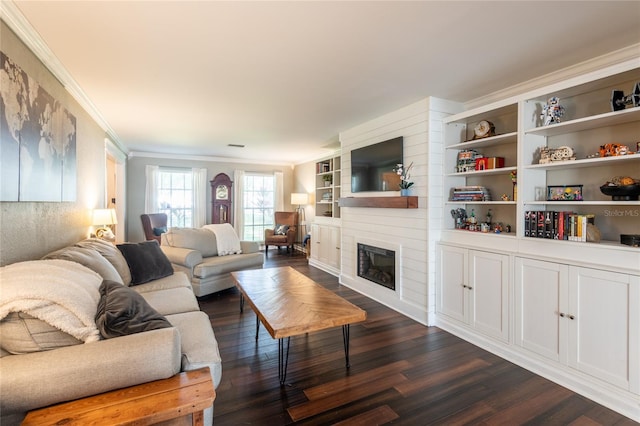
xmin=92 ymin=208 xmax=117 ymax=240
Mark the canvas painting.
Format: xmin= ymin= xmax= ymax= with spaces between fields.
xmin=0 ymin=51 xmax=77 ymax=202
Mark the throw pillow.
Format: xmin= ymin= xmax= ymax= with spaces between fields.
xmin=274 ymin=224 xmax=290 ymax=235
xmin=116 ymin=241 xmax=173 ymax=285
xmin=75 ymin=238 xmax=133 ymax=285
xmin=43 ymin=246 xmax=124 ymax=284
xmin=95 ymin=280 xmax=172 ymax=339
xmin=153 ymin=226 xmax=168 ymax=236
xmin=0 ymin=312 xmax=82 ymax=354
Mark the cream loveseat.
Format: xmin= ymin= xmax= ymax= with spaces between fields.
xmin=160 ymin=224 xmax=264 ymax=297
xmin=0 ymin=238 xmax=222 ymax=426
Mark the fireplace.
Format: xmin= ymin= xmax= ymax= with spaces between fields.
xmin=357 ymin=243 xmax=396 ymax=290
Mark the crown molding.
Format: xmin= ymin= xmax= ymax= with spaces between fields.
xmin=465 ymin=43 xmax=640 ymax=110
xmin=128 ymin=151 xmax=295 ymax=167
xmin=1 ymin=0 xmax=128 ymax=157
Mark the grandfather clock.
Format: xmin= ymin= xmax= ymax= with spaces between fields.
xmin=210 ymin=173 xmax=233 ymax=225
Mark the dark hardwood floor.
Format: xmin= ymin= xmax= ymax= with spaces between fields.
xmin=198 ymin=249 xmax=637 ymax=425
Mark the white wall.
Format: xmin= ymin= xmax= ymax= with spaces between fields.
xmin=338 ymin=97 xmax=460 ymax=325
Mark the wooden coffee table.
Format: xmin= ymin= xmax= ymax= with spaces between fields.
xmin=230 ymin=266 xmax=367 ymax=385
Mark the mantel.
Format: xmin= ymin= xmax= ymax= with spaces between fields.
xmin=338 ymin=196 xmax=418 ymax=209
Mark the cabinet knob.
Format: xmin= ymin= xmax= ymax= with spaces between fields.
xmin=559 ymin=312 xmax=565 ymax=317
xmin=462 ymin=284 xmax=467 ymax=288
xmin=569 ymin=315 xmax=575 ymax=320
xmin=467 ymin=286 xmax=473 ymax=290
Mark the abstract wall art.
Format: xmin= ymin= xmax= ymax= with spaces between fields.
xmin=1 ymin=51 xmax=77 ymax=202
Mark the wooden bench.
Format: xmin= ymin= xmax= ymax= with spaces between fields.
xmin=22 ymin=367 xmax=215 ymax=426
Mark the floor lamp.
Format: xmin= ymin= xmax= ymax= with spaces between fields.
xmin=290 ymin=193 xmax=308 ymax=253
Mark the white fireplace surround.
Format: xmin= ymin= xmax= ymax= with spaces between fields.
xmin=355 ymin=237 xmax=401 ymax=296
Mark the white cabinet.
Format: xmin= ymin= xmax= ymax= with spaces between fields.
xmin=515 ymin=257 xmax=639 ymax=393
xmin=514 ymin=257 xmax=567 ymax=362
xmin=568 ymin=266 xmax=639 ymax=392
xmin=309 ymin=222 xmax=340 ymax=276
xmin=437 ymin=244 xmax=467 ymax=323
xmin=437 ymin=59 xmax=640 ymax=420
xmin=437 ymin=243 xmax=509 ymax=343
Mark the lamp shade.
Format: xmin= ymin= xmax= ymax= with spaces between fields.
xmin=291 ymin=193 xmax=308 ymax=205
xmin=92 ymin=208 xmax=117 ymax=226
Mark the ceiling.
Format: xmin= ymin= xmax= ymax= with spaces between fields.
xmin=8 ymin=1 xmax=640 ymax=164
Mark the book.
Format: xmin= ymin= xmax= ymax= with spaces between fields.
xmin=537 ymin=211 xmax=546 ymax=238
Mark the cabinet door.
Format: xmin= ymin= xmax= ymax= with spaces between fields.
xmin=316 ymin=225 xmax=332 ymax=265
xmin=327 ymin=225 xmax=341 ymax=270
xmin=469 ymin=250 xmax=509 ymax=342
xmin=568 ymin=267 xmax=639 ymax=392
xmin=309 ymin=224 xmax=320 ymax=261
xmin=514 ymin=258 xmax=568 ymax=363
xmin=437 ymin=244 xmax=468 ymax=324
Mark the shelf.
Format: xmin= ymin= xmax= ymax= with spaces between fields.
xmin=315 ymin=153 xmax=341 ymax=220
xmin=444 ymin=101 xmax=518 ymax=124
xmin=447 ymin=166 xmax=517 ymax=177
xmin=524 ymin=107 xmax=640 ymax=137
xmin=524 ymin=200 xmax=640 ymax=206
xmin=525 ymin=154 xmax=640 ymax=170
xmin=339 ymin=196 xmax=418 ymax=208
xmin=446 ymin=229 xmax=517 ymax=238
xmin=447 ymin=132 xmax=518 ymax=150
xmin=446 ymin=201 xmax=516 ymax=205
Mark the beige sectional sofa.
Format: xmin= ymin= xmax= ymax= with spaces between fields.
xmin=0 ymin=238 xmax=222 ymax=426
xmin=160 ymin=225 xmax=264 ymax=297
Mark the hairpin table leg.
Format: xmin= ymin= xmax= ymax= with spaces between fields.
xmin=278 ymin=337 xmax=291 ymax=386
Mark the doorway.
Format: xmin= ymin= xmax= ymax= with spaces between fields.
xmin=106 ymin=139 xmax=126 ymax=242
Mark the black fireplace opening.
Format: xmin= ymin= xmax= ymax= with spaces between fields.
xmin=357 ymin=243 xmax=395 ymax=290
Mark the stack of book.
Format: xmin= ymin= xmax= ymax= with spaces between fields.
xmin=524 ymin=211 xmax=595 ymax=241
xmin=451 ymin=186 xmax=491 ymax=202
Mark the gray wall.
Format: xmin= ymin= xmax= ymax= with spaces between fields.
xmin=0 ymin=21 xmax=109 ymax=266
xmin=126 ymin=156 xmax=294 ymax=242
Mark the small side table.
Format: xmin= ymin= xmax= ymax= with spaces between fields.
xmin=22 ymin=367 xmax=215 ymax=426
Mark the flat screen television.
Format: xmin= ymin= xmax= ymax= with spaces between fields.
xmin=351 ymin=137 xmax=403 ymax=193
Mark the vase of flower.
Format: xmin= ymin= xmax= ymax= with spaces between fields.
xmin=393 ymin=162 xmax=414 ymax=195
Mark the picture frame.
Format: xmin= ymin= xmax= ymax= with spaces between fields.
xmin=546 ymin=185 xmax=583 ymax=201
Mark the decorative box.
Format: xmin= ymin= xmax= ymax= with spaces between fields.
xmin=475 ymin=157 xmax=505 ymax=171
xmin=546 ymin=185 xmax=583 ymax=201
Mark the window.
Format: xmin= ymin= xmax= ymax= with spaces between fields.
xmin=242 ymin=174 xmax=275 ymax=241
xmin=158 ymin=168 xmax=193 ymax=227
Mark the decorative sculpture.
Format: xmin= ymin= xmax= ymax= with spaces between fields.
xmin=611 ymin=82 xmax=640 ymax=111
xmin=541 ymin=96 xmax=565 ymax=125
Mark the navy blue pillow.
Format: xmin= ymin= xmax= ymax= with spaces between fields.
xmin=152 ymin=226 xmax=167 ymax=236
